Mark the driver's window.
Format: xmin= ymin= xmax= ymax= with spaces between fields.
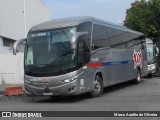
xmin=77 ymin=40 xmax=86 ymax=64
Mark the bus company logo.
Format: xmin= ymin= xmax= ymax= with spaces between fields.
xmin=42 ymin=77 xmax=50 ymax=83
xmin=133 ymin=50 xmax=142 ymax=69
xmin=30 ymin=77 xmax=50 ymax=83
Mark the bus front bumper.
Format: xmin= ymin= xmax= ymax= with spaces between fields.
xmin=148 ymin=64 xmax=156 ymax=74
xmin=24 ymin=80 xmax=81 ymax=96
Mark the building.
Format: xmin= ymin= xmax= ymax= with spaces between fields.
xmin=0 ymin=0 xmax=50 ymax=85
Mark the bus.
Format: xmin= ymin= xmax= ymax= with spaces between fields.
xmin=146 ymin=38 xmax=158 ymax=77
xmin=13 ymin=16 xmax=148 ymax=97
xmin=154 ymin=30 xmax=160 ymax=76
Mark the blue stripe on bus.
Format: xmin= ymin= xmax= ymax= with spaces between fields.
xmin=87 ymin=61 xmax=129 ymax=68
xmin=102 ymin=61 xmax=129 ymax=66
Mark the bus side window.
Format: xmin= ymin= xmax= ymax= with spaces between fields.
xmin=77 ymin=22 xmax=92 ymax=64
xmin=77 ymin=36 xmax=90 ymax=64
xmin=127 ymin=39 xmax=142 ymax=50
xmin=77 ymin=40 xmax=86 ymax=64
xmin=92 ymin=24 xmax=109 ymax=50
xmin=77 ymin=22 xmax=92 ymax=51
xmin=107 ymin=27 xmax=126 ymax=48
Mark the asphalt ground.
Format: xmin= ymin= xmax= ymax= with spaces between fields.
xmin=0 ymin=77 xmax=160 ymax=120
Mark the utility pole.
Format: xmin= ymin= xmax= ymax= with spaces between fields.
xmin=23 ymin=0 xmax=27 ymax=38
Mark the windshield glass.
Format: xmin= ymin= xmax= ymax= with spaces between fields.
xmin=146 ymin=43 xmax=155 ymax=64
xmin=24 ymin=27 xmax=77 ymax=77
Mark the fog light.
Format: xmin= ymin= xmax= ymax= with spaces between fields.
xmin=24 ymin=80 xmax=32 ymax=85
xmin=68 ymin=86 xmax=76 ymax=92
xmin=25 ymin=88 xmax=30 ymax=93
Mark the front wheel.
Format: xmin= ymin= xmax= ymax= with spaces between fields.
xmin=89 ymin=75 xmax=104 ymax=98
xmin=147 ymin=74 xmax=152 ymax=78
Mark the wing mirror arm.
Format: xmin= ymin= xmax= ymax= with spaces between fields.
xmin=154 ymin=45 xmax=159 ymax=56
xmin=71 ymin=32 xmax=88 ymax=50
xmin=13 ymin=38 xmax=26 ymax=55
xmin=156 ymin=47 xmax=159 ymax=56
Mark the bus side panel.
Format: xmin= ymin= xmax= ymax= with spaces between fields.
xmin=108 ymin=49 xmax=137 ymax=83
xmin=141 ymin=49 xmax=148 ymax=77
xmin=75 ymin=67 xmax=93 ymax=94
xmin=87 ymin=48 xmax=111 ymax=87
xmin=87 ymin=48 xmax=137 ymax=88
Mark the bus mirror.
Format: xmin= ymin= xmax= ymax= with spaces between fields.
xmin=154 ymin=45 xmax=159 ymax=56
xmin=13 ymin=38 xmax=26 ymax=55
xmin=155 ymin=46 xmax=159 ymax=56
xmin=71 ymin=32 xmax=88 ymax=49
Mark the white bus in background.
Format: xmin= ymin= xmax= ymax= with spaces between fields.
xmin=146 ymin=38 xmax=159 ymax=77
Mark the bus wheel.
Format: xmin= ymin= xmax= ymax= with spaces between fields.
xmin=89 ymin=75 xmax=104 ymax=97
xmin=134 ymin=69 xmax=141 ymax=84
xmin=147 ymin=74 xmax=152 ymax=78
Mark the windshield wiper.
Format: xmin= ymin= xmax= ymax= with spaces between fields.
xmin=49 ymin=49 xmax=74 ymax=64
xmin=26 ymin=65 xmax=43 ymax=73
xmin=57 ymin=67 xmax=67 ymax=74
xmin=61 ymin=49 xmax=74 ymax=56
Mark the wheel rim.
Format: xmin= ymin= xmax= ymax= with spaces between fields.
xmin=93 ymin=78 xmax=101 ymax=93
xmin=137 ymin=72 xmax=140 ymax=82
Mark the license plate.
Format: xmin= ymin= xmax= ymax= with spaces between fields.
xmin=43 ymin=93 xmax=53 ymax=96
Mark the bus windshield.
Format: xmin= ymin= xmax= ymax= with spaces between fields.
xmin=146 ymin=43 xmax=155 ymax=65
xmin=24 ymin=27 xmax=77 ymax=77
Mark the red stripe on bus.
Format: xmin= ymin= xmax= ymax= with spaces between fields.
xmin=87 ymin=63 xmax=102 ymax=68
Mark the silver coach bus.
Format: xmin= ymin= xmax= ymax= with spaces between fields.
xmin=13 ymin=17 xmax=148 ymax=97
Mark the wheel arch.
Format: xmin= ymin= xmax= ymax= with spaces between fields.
xmin=94 ymin=71 xmax=103 ymax=84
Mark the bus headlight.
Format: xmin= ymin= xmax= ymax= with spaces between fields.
xmin=62 ymin=74 xmax=79 ymax=83
xmin=152 ymin=65 xmax=156 ymax=69
xmin=63 ymin=78 xmax=75 ymax=83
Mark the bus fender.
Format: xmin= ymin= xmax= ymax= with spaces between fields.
xmin=92 ymin=70 xmax=103 ymax=83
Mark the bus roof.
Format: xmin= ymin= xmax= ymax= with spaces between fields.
xmin=30 ymin=16 xmax=144 ymax=36
xmin=146 ymin=38 xmax=153 ymax=44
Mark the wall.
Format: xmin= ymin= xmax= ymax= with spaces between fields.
xmin=0 ymin=0 xmax=50 ymax=40
xmin=0 ymin=0 xmax=50 ymax=85
xmin=0 ymin=0 xmax=24 ymax=40
xmin=0 ymin=53 xmax=24 ymax=85
xmin=25 ymin=0 xmax=50 ymax=37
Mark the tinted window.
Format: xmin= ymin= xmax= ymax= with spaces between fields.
xmin=24 ymin=27 xmax=77 ymax=77
xmin=77 ymin=40 xmax=86 ymax=64
xmin=146 ymin=43 xmax=155 ymax=64
xmin=107 ymin=27 xmax=128 ymax=47
xmin=112 ymin=43 xmax=126 ymax=49
xmin=107 ymin=27 xmax=145 ymax=49
xmin=3 ymin=38 xmax=12 ymax=47
xmin=77 ymin=22 xmax=92 ymax=64
xmin=126 ymin=39 xmax=143 ymax=50
xmin=77 ymin=22 xmax=92 ymax=50
xmin=92 ymin=25 xmax=109 ymax=50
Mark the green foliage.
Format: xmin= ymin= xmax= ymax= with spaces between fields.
xmin=124 ymin=0 xmax=160 ymax=38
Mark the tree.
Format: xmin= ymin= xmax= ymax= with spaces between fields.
xmin=124 ymin=0 xmax=160 ymax=38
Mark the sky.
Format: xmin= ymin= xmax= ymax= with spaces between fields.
xmin=42 ymin=0 xmax=136 ymax=24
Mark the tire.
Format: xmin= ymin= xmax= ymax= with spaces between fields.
xmin=147 ymin=74 xmax=152 ymax=78
xmin=89 ymin=75 xmax=104 ymax=98
xmin=133 ymin=69 xmax=141 ymax=84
